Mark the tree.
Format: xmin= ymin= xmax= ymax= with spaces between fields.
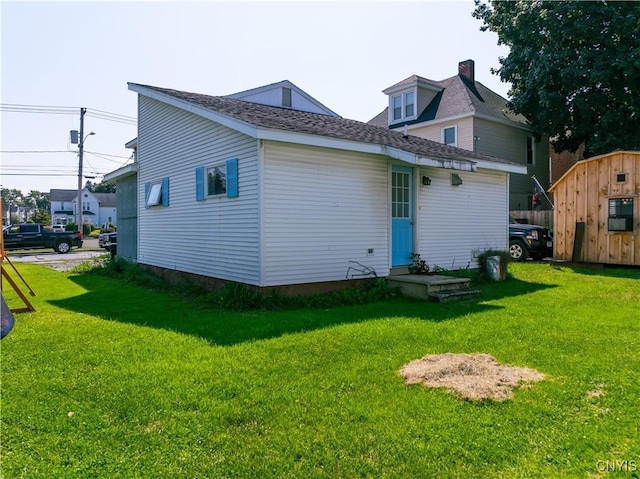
xmin=85 ymin=180 xmax=116 ymax=194
xmin=30 ymin=209 xmax=51 ymax=225
xmin=1 ymin=188 xmax=25 ymax=207
xmin=473 ymin=0 xmax=640 ymax=157
xmin=26 ymin=190 xmax=50 ymax=212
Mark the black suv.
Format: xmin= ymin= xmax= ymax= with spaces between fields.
xmin=509 ymin=217 xmax=553 ymax=261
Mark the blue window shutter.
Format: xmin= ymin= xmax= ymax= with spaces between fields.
xmin=195 ymin=166 xmax=205 ymax=201
xmin=161 ymin=177 xmax=170 ymax=207
xmin=227 ymin=158 xmax=238 ymax=198
xmin=144 ymin=182 xmax=150 ymax=209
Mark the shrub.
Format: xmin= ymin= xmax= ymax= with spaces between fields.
xmin=82 ymin=259 xmax=398 ymax=311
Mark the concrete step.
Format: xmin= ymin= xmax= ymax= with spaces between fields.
xmin=387 ymin=274 xmax=478 ymax=301
xmin=428 ymin=288 xmax=482 ymax=303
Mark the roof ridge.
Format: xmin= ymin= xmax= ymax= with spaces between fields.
xmin=130 ymin=83 xmax=524 ymax=170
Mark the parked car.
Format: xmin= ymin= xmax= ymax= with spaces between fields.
xmin=98 ymin=231 xmax=117 ymax=253
xmin=51 ymin=224 xmax=66 ymax=232
xmin=509 ymin=217 xmax=553 ymax=261
xmin=3 ymin=223 xmax=83 ymax=254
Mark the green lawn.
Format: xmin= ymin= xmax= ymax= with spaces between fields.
xmin=1 ymin=262 xmax=639 ymax=478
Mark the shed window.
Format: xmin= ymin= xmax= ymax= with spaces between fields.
xmin=608 ymin=197 xmax=634 ymax=232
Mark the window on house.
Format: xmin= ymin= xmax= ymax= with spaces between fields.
xmin=145 ymin=177 xmax=170 ymax=208
xmin=404 ymin=92 xmax=415 ymax=118
xmin=390 ymin=91 xmax=417 ymax=123
xmin=442 ymin=126 xmax=457 ymax=146
xmin=392 ymin=95 xmax=402 ymax=121
xmin=527 ymin=137 xmax=535 ymax=165
xmin=282 ymin=87 xmax=292 ymax=108
xmin=608 ymin=198 xmax=634 ymax=232
xmin=146 ymin=183 xmax=162 ymax=207
xmin=83 ymin=202 xmax=91 ymax=211
xmin=60 ymin=202 xmax=65 ymax=210
xmin=195 ymin=159 xmax=238 ymax=200
xmin=207 ymin=164 xmax=227 ymax=196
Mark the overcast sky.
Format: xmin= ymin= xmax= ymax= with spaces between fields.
xmin=1 ymin=0 xmax=509 ymax=194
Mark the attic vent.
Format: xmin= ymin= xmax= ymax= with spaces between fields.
xmin=616 ymin=173 xmax=627 ymax=183
xmin=282 ymin=87 xmax=292 ymax=108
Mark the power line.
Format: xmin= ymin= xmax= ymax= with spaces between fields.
xmin=1 ymin=150 xmax=75 ymax=154
xmin=2 ymin=150 xmax=131 ymax=159
xmin=1 ymin=103 xmax=137 ymax=124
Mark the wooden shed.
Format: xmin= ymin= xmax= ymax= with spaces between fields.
xmin=548 ymin=151 xmax=640 ymax=265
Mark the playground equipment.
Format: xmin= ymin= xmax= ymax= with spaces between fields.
xmin=1 ymin=198 xmax=37 ymax=339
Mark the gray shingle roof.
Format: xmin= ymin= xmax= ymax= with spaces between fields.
xmin=49 ymin=189 xmax=115 ymax=207
xmin=131 ymin=83 xmax=520 ymax=168
xmin=369 ymin=74 xmax=528 ymax=128
xmin=49 ymin=189 xmax=77 ymax=202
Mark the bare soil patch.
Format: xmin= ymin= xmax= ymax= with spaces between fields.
xmin=399 ymin=353 xmax=544 ymax=401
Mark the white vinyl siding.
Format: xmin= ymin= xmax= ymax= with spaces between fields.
xmin=416 ymin=167 xmax=509 ymax=269
xmin=262 ymin=142 xmax=389 ymax=286
xmin=137 ymin=96 xmax=260 ymax=284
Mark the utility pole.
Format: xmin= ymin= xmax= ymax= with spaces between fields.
xmin=77 ymin=107 xmax=86 ymax=233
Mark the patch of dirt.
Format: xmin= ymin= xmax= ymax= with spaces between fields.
xmin=399 ymin=353 xmax=545 ymax=401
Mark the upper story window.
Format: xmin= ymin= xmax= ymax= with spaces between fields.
xmin=390 ymin=89 xmax=417 ymax=123
xmin=527 ymin=137 xmax=535 ymax=165
xmin=404 ymin=92 xmax=414 ymax=117
xmin=282 ymin=87 xmax=292 ymax=108
xmin=442 ymin=125 xmax=457 ymax=147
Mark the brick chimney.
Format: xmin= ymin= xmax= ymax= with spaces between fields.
xmin=458 ymin=59 xmax=475 ymax=82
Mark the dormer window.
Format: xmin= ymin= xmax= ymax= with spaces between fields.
xmin=390 ymin=89 xmax=417 ymax=123
xmin=405 ymin=92 xmax=414 ymax=117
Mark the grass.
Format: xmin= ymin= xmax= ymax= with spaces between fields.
xmin=1 ymin=262 xmax=639 ymax=478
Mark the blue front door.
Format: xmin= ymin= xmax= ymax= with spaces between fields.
xmin=391 ymin=166 xmax=413 ymax=266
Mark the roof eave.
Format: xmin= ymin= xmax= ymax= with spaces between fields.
xmin=104 ymin=163 xmax=139 ymax=183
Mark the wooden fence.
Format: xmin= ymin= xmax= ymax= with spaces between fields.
xmin=509 ymin=210 xmax=554 ymax=230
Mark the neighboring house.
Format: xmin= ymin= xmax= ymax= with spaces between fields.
xmin=2 ymin=204 xmax=29 ymax=224
xmin=550 ymin=143 xmax=585 ymax=184
xmin=49 ymin=189 xmax=117 ymax=227
xmin=369 ymin=60 xmax=550 ymax=211
xmin=548 ymin=151 xmax=640 ymax=266
xmin=106 ymin=80 xmax=526 ymax=293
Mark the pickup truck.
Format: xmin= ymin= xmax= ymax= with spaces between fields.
xmin=509 ymin=217 xmax=553 ymax=261
xmin=2 ymin=223 xmax=83 ymax=254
